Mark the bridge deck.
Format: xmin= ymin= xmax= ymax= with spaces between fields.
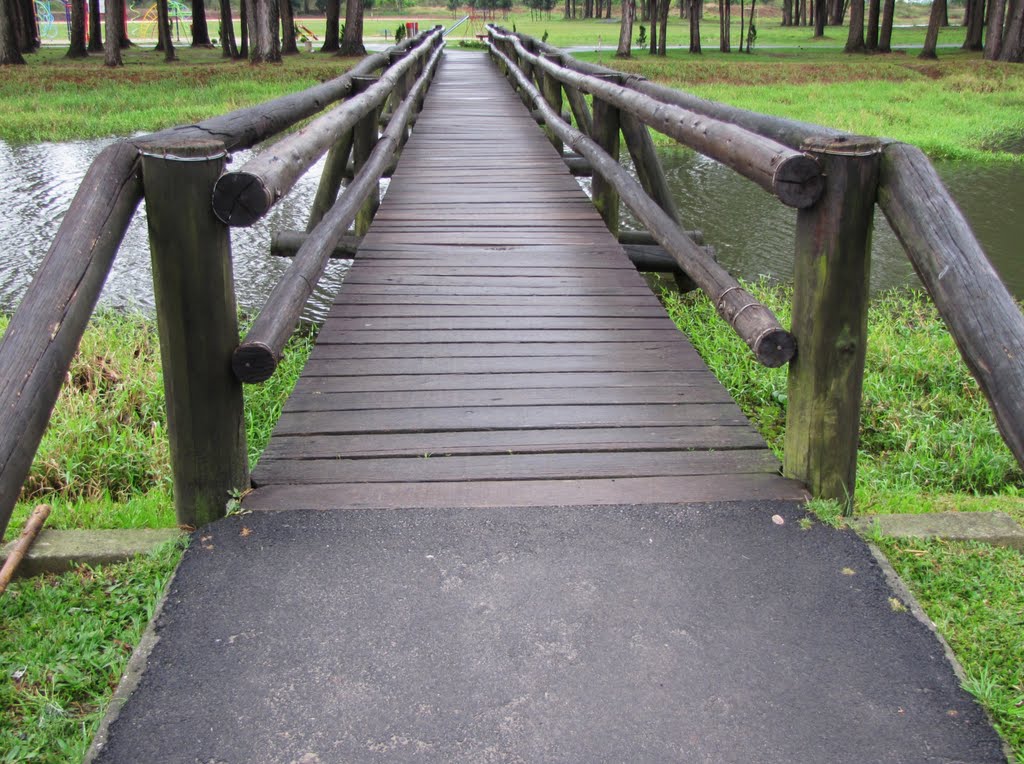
xmin=245 ymin=51 xmax=805 ymax=511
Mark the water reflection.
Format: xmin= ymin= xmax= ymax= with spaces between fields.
xmin=0 ymin=138 xmax=1020 ymax=323
xmin=0 ymin=138 xmax=353 ymax=322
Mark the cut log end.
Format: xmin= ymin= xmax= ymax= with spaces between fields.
xmin=772 ymin=154 xmax=825 ymax=209
xmin=752 ymin=327 xmax=798 ymax=368
xmin=212 ymin=172 xmax=274 ymax=227
xmin=232 ymin=342 xmax=279 ymax=384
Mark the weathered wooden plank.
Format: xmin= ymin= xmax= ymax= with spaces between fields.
xmin=259 ymin=425 xmax=766 ymax=460
xmin=272 ymin=403 xmax=748 ymax=435
xmin=243 ymin=474 xmax=808 ymax=510
xmin=308 ymin=341 xmax=696 ymax=359
xmin=319 ymin=316 xmax=678 ymax=331
xmin=313 ymin=328 xmax=686 ymax=345
xmin=328 ymin=303 xmax=667 ymax=318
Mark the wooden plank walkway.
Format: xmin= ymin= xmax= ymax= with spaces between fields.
xmin=245 ymin=50 xmax=806 ymax=511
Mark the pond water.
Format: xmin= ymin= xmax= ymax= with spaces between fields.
xmin=0 ymin=138 xmax=1020 ymax=324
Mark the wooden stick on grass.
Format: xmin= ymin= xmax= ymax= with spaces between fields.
xmin=0 ymin=504 xmax=51 ymax=595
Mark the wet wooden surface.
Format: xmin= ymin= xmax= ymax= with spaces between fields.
xmin=246 ymin=51 xmax=806 ymax=510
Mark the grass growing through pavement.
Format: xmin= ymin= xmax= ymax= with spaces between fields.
xmin=0 ymin=538 xmax=185 ymax=764
xmin=662 ymin=282 xmax=1024 ymax=759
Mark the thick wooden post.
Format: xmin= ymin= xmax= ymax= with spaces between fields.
xmin=591 ymin=76 xmax=621 ymax=237
xmin=140 ymin=139 xmax=249 ymax=528
xmin=306 ymin=129 xmax=354 ymax=232
xmin=620 ymin=111 xmax=681 ymax=225
xmin=540 ymin=53 xmax=564 ymax=154
xmin=351 ymin=76 xmax=382 ymax=237
xmin=784 ymin=137 xmax=882 ymax=512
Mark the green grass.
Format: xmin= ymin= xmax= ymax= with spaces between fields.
xmin=0 ymin=538 xmax=185 ymax=764
xmin=662 ymin=281 xmax=1024 ymax=759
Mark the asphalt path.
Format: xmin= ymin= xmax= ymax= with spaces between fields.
xmin=88 ymin=502 xmax=1007 ymax=763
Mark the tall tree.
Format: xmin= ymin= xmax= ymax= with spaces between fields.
xmin=339 ymin=0 xmax=365 ymax=55
xmin=658 ymin=0 xmax=669 ymax=53
xmin=984 ymin=0 xmax=1006 ymax=58
xmin=616 ymin=0 xmax=635 ymax=56
xmin=845 ymin=0 xmax=866 ymax=50
xmin=67 ymin=0 xmax=88 ymax=57
xmin=649 ymin=0 xmax=658 ymax=52
xmin=192 ymin=0 xmax=213 ymax=45
xmin=962 ymin=0 xmax=984 ymax=49
xmin=219 ymin=0 xmax=238 ymax=56
xmin=13 ymin=0 xmax=37 ymax=52
xmin=813 ymin=0 xmax=826 ymax=36
xmin=782 ymin=0 xmax=793 ymax=25
xmin=719 ymin=0 xmax=731 ymax=49
xmin=279 ymin=0 xmax=298 ymax=53
xmin=919 ymin=0 xmax=946 ymax=58
xmin=239 ymin=0 xmax=249 ymax=57
xmin=321 ymin=0 xmax=340 ymax=51
xmin=156 ymin=0 xmax=177 ymax=60
xmin=688 ymin=0 xmax=701 ymax=51
xmin=828 ymin=0 xmax=843 ymax=24
xmin=87 ymin=0 xmax=103 ymax=51
xmin=249 ymin=0 xmax=281 ymax=62
xmin=866 ymin=0 xmax=880 ymax=49
xmin=878 ymin=0 xmax=895 ymax=50
xmin=104 ymin=0 xmax=123 ymax=65
xmin=0 ymin=0 xmax=26 ymax=64
xmin=998 ymin=0 xmax=1024 ymax=61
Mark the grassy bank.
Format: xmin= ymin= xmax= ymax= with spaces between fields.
xmin=663 ymin=282 xmax=1024 ymax=757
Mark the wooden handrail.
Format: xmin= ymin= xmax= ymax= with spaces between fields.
xmin=488 ymin=40 xmax=796 ymax=369
xmin=212 ymin=28 xmax=445 ymax=227
xmin=231 ymin=42 xmax=446 ymax=384
xmin=489 ymin=28 xmax=823 ymax=210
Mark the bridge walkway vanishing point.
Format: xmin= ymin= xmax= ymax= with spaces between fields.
xmin=86 ymin=51 xmax=1009 ymax=763
xmin=244 ymin=51 xmax=807 ymax=511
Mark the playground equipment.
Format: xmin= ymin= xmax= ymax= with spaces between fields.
xmin=35 ymin=0 xmax=58 ymax=39
xmin=133 ymin=0 xmax=191 ymax=40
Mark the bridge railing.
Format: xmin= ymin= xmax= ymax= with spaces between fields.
xmin=486 ymin=26 xmax=1024 ymax=511
xmin=0 ymin=27 xmax=445 ymax=540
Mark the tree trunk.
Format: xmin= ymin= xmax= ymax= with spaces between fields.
xmin=67 ymin=0 xmax=88 ymax=57
xmin=0 ymin=0 xmax=26 ymax=64
xmin=866 ymin=0 xmax=879 ymax=48
xmin=999 ymin=0 xmax=1024 ymax=60
xmin=963 ymin=0 xmax=985 ymax=48
xmin=250 ymin=0 xmax=281 ymax=62
xmin=828 ymin=0 xmax=844 ymax=24
xmin=339 ymin=0 xmax=365 ymax=55
xmin=739 ymin=0 xmax=746 ymax=48
xmin=845 ymin=0 xmax=865 ymax=50
xmin=650 ymin=0 xmax=658 ymax=52
xmin=104 ymin=0 xmax=123 ymax=64
xmin=688 ymin=0 xmax=701 ymax=50
xmin=239 ymin=0 xmax=249 ymax=57
xmin=720 ymin=0 xmax=731 ymax=49
xmin=814 ymin=0 xmax=826 ymax=35
xmin=117 ymin=0 xmax=132 ymax=48
xmin=919 ymin=0 xmax=946 ymax=58
xmin=321 ymin=0 xmax=340 ymax=51
xmin=192 ymin=0 xmax=213 ymax=45
xmin=87 ymin=0 xmax=103 ymax=51
xmin=984 ymin=0 xmax=1006 ymax=58
xmin=659 ymin=0 xmax=669 ymax=53
xmin=782 ymin=0 xmax=792 ymax=25
xmin=156 ymin=0 xmax=176 ymax=59
xmin=878 ymin=0 xmax=895 ymax=50
xmin=219 ymin=0 xmax=238 ymax=57
xmin=279 ymin=0 xmax=298 ymax=54
xmin=10 ymin=0 xmax=32 ymax=52
xmin=616 ymin=0 xmax=635 ymax=55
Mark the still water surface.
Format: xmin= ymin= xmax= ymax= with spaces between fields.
xmin=0 ymin=138 xmax=1020 ymax=323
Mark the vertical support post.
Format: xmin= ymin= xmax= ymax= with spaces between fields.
xmin=563 ymin=79 xmax=594 ymax=137
xmin=540 ymin=54 xmax=564 ymax=155
xmin=783 ymin=137 xmax=882 ymax=513
xmin=383 ymin=50 xmax=410 ymax=127
xmin=140 ymin=139 xmax=249 ymax=528
xmin=591 ymin=76 xmax=621 ymax=238
xmin=351 ymin=75 xmax=381 ymax=237
xmin=306 ymin=129 xmax=354 ymax=232
xmin=620 ymin=111 xmax=681 ymax=225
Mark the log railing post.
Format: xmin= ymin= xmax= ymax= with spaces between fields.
xmin=351 ymin=75 xmax=382 ymax=237
xmin=540 ymin=53 xmax=564 ymax=155
xmin=783 ymin=137 xmax=882 ymax=512
xmin=139 ymin=139 xmax=249 ymax=528
xmin=591 ymin=76 xmax=622 ymax=238
xmin=306 ymin=129 xmax=355 ymax=232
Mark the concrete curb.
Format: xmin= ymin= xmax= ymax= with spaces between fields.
xmin=849 ymin=511 xmax=1024 ymax=550
xmin=0 ymin=528 xmax=184 ymax=577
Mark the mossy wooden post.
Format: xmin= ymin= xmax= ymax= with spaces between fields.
xmin=306 ymin=129 xmax=354 ymax=232
xmin=591 ymin=75 xmax=621 ymax=238
xmin=784 ymin=137 xmax=882 ymax=512
xmin=352 ymin=75 xmax=381 ymax=237
xmin=140 ymin=139 xmax=249 ymax=528
xmin=540 ymin=53 xmax=564 ymax=155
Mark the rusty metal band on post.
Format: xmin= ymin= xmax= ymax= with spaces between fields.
xmin=488 ymin=40 xmax=795 ymax=368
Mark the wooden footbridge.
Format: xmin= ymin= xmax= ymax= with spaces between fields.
xmin=2 ymin=27 xmax=1022 ymax=764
